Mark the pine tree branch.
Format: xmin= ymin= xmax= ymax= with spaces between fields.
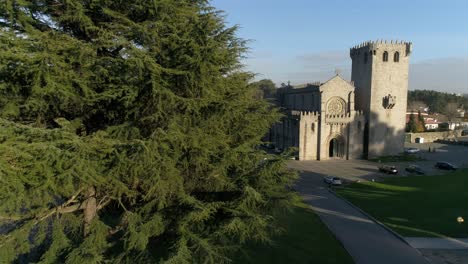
xmin=37 ymin=204 xmax=82 ymax=222
xmin=34 ymin=188 xmax=112 ymax=224
xmin=1 ymin=189 xmax=86 ymax=248
xmin=58 ymin=204 xmax=83 ymax=214
xmin=0 ymin=188 xmax=84 ymax=226
xmin=36 ymin=187 xmax=85 ymax=222
xmin=108 ymin=213 xmax=129 ymax=236
xmin=97 ymin=195 xmax=112 ymax=211
xmin=62 ymin=187 xmax=84 ymax=208
xmin=0 ymin=215 xmax=21 ymax=221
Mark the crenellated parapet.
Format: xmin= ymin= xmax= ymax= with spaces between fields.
xmin=290 ymin=110 xmax=319 ymax=116
xmin=324 ymin=113 xmax=351 ymax=119
xmin=290 ymin=110 xmax=320 ymax=122
xmin=351 ymin=40 xmax=411 ymax=49
xmin=353 ymin=110 xmax=366 ymax=124
xmin=350 ymin=40 xmax=412 ymax=58
xmin=354 ymin=110 xmax=364 ymax=116
xmin=325 ymin=112 xmax=353 ymax=125
xmin=323 ymin=109 xmax=365 ymax=125
xmin=289 ymin=109 xmax=365 ymax=124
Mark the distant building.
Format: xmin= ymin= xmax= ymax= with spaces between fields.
xmin=442 ymin=122 xmax=463 ymax=131
xmin=269 ymin=40 xmax=412 ymax=160
xmin=405 ymin=112 xmax=440 ymax=130
xmin=445 ymin=121 xmax=468 ymax=130
xmin=424 ymin=119 xmax=440 ymax=130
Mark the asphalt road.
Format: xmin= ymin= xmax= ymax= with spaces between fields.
xmin=290 ymin=162 xmax=430 ymax=264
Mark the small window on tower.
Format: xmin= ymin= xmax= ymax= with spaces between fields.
xmin=364 ymin=52 xmax=368 ymax=64
xmin=394 ymin=52 xmax=400 ymax=62
xmin=383 ymin=51 xmax=389 ymax=62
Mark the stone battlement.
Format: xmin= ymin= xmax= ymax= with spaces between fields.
xmin=290 ymin=110 xmax=364 ymax=117
xmin=350 ymin=40 xmax=412 ymax=57
xmin=325 ymin=113 xmax=351 ymax=119
xmin=290 ymin=110 xmax=319 ymax=117
xmin=351 ymin=40 xmax=411 ymax=49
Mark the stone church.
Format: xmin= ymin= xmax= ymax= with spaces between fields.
xmin=270 ymin=40 xmax=412 ymax=160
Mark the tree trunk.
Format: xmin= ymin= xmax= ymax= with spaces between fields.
xmin=83 ymin=186 xmax=97 ymax=236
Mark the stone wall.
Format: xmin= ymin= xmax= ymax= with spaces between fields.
xmin=298 ymin=111 xmax=319 ymax=160
xmin=406 ymin=130 xmax=463 ymax=143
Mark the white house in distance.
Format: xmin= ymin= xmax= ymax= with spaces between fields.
xmin=404 ymin=111 xmax=468 ymax=131
xmin=406 ymin=112 xmax=441 ymax=130
xmin=446 ymin=121 xmax=468 ymax=130
xmin=425 ymin=118 xmax=440 ymax=130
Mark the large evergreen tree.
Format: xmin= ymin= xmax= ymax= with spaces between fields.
xmin=408 ymin=90 xmax=468 ymax=114
xmin=417 ymin=111 xmax=426 ymax=132
xmin=250 ymin=79 xmax=277 ymax=99
xmin=406 ymin=113 xmax=418 ymax=133
xmin=0 ymin=1 xmax=296 ymax=263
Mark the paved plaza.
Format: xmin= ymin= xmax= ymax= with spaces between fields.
xmin=291 ymin=162 xmax=430 ymax=264
xmin=292 ymin=142 xmax=468 ymax=184
xmin=291 ymin=142 xmax=468 ymax=264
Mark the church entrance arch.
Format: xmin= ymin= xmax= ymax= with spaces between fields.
xmin=328 ymin=136 xmax=345 ymax=158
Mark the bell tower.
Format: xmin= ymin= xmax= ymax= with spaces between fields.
xmin=350 ymin=40 xmax=412 ymax=158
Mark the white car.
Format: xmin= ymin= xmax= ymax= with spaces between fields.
xmin=274 ymin=147 xmax=282 ymax=154
xmin=404 ymin=147 xmax=420 ymax=154
xmin=324 ymin=176 xmax=342 ymax=186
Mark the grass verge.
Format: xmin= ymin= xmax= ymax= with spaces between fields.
xmin=336 ymin=169 xmax=468 ymax=238
xmin=233 ymin=202 xmax=354 ymax=264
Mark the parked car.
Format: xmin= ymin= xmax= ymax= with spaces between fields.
xmin=435 ymin=162 xmax=458 ymax=170
xmin=260 ymin=142 xmax=275 ymax=149
xmin=404 ymin=147 xmax=420 ymax=154
xmin=289 ymin=151 xmax=299 ymax=160
xmin=378 ymin=165 xmax=398 ymax=174
xmin=323 ymin=176 xmax=342 ymax=186
xmin=405 ymin=164 xmax=425 ymax=175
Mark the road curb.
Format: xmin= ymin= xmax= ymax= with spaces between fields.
xmin=326 ymin=187 xmax=410 ymax=246
xmin=326 ymin=187 xmax=433 ymax=263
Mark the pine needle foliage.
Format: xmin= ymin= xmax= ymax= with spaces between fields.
xmin=0 ymin=0 xmax=297 ymax=263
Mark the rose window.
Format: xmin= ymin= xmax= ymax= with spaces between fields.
xmin=327 ymin=98 xmax=346 ymax=115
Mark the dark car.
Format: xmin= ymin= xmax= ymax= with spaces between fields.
xmin=405 ymin=164 xmax=425 ymax=175
xmin=435 ymin=162 xmax=458 ymax=170
xmin=379 ymin=165 xmax=398 ymax=174
xmin=260 ymin=142 xmax=275 ymax=149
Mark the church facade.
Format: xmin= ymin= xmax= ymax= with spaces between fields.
xmin=270 ymin=40 xmax=412 ymax=160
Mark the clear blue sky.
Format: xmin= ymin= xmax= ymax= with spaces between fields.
xmin=211 ymin=0 xmax=468 ymax=93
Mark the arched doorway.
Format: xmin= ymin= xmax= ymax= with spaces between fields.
xmin=328 ymin=137 xmax=344 ymax=158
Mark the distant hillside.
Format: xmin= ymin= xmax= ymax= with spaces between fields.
xmin=408 ymin=90 xmax=467 ymax=114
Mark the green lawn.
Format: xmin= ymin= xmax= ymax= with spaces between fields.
xmin=336 ymin=169 xmax=468 ymax=238
xmin=233 ymin=203 xmax=354 ymax=264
